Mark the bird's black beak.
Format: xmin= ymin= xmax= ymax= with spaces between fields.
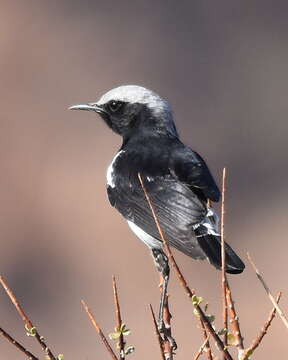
xmin=68 ymin=103 xmax=105 ymax=114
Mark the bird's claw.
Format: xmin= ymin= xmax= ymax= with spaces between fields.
xmin=158 ymin=322 xmax=177 ymax=351
xmin=167 ymin=335 xmax=177 ymax=351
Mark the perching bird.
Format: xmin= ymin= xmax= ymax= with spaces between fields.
xmin=69 ymin=85 xmax=244 ymax=345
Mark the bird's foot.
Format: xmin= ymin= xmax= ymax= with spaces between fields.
xmin=158 ymin=321 xmax=177 ymax=351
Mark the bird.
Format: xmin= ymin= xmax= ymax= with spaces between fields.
xmin=69 ymin=85 xmax=245 ymax=346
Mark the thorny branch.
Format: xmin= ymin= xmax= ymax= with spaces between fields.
xmin=220 ymin=168 xmax=244 ymax=358
xmin=242 ymin=292 xmax=282 ymax=360
xmin=199 ymin=319 xmax=213 ymax=360
xmin=0 ymin=276 xmax=56 ymax=360
xmin=137 ymin=174 xmax=195 ymax=298
xmin=225 ymin=282 xmax=244 ymax=350
xmin=220 ymin=167 xmax=228 ymax=355
xmin=0 ymin=326 xmax=38 ymax=360
xmin=150 ymin=304 xmax=166 ymax=360
xmin=112 ymin=276 xmax=125 ymax=360
xmin=247 ymin=253 xmax=288 ymax=330
xmin=81 ymin=300 xmax=118 ymax=360
xmin=193 ymin=336 xmax=210 ymax=360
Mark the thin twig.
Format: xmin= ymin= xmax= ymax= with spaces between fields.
xmin=200 ymin=319 xmax=213 ymax=360
xmin=221 ymin=167 xmax=228 ymax=354
xmin=242 ymin=292 xmax=282 ymax=360
xmin=0 ymin=276 xmax=33 ymax=327
xmin=193 ymin=336 xmax=210 ymax=360
xmin=0 ymin=276 xmax=56 ymax=360
xmin=225 ymin=281 xmax=244 ymax=350
xmin=247 ymin=253 xmax=288 ymax=330
xmin=0 ymin=326 xmax=38 ymax=360
xmin=112 ymin=276 xmax=125 ymax=360
xmin=221 ymin=169 xmax=244 ymax=353
xmin=138 ymin=173 xmax=194 ymax=297
xmin=81 ymin=300 xmax=118 ymax=360
xmin=150 ymin=304 xmax=165 ymax=360
xmin=138 ymin=173 xmax=234 ymax=360
xmin=197 ymin=306 xmax=233 ymax=360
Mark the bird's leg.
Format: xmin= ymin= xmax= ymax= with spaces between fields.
xmin=152 ymin=249 xmax=177 ymax=352
xmin=151 ymin=249 xmax=170 ymax=329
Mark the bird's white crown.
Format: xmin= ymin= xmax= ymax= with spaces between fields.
xmin=97 ymin=85 xmax=171 ymax=116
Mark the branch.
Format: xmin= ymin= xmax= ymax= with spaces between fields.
xmin=193 ymin=336 xmax=210 ymax=360
xmin=138 ymin=173 xmax=234 ymax=360
xmin=242 ymin=292 xmax=282 ymax=360
xmin=0 ymin=326 xmax=38 ymax=360
xmin=247 ymin=253 xmax=288 ymax=330
xmin=200 ymin=318 xmax=213 ymax=360
xmin=81 ymin=300 xmax=118 ymax=360
xmin=220 ymin=167 xmax=228 ymax=353
xmin=220 ymin=168 xmax=244 ymax=355
xmin=225 ymin=281 xmax=244 ymax=350
xmin=112 ymin=276 xmax=125 ymax=360
xmin=138 ymin=173 xmax=195 ymax=298
xmin=149 ymin=304 xmax=166 ymax=360
xmin=0 ymin=276 xmax=56 ymax=360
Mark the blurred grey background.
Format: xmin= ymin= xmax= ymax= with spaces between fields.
xmin=0 ymin=1 xmax=288 ymax=358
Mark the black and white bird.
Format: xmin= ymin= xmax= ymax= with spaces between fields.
xmin=69 ymin=85 xmax=244 ymax=343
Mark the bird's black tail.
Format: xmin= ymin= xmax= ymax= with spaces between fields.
xmin=194 ymin=225 xmax=245 ymax=274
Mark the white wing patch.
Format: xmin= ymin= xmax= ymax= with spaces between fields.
xmin=202 ymin=208 xmax=220 ymax=236
xmin=193 ymin=208 xmax=220 ymax=236
xmin=127 ymin=221 xmax=162 ymax=249
xmin=106 ymin=150 xmax=124 ymax=188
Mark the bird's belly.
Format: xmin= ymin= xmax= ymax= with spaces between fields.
xmin=127 ymin=221 xmax=162 ymax=249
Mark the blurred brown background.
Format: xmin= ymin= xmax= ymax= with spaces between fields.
xmin=1 ymin=1 xmax=288 ymax=358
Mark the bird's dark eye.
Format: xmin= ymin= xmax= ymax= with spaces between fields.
xmin=108 ymin=100 xmax=123 ymax=112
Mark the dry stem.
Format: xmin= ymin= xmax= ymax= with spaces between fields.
xmin=138 ymin=173 xmax=234 ymax=360
xmin=220 ymin=168 xmax=244 ymax=354
xmin=150 ymin=304 xmax=166 ymax=360
xmin=138 ymin=173 xmax=195 ymax=298
xmin=81 ymin=300 xmax=118 ymax=360
xmin=225 ymin=281 xmax=244 ymax=350
xmin=193 ymin=336 xmax=210 ymax=360
xmin=242 ymin=292 xmax=281 ymax=360
xmin=112 ymin=276 xmax=125 ymax=359
xmin=220 ymin=167 xmax=228 ymax=353
xmin=0 ymin=276 xmax=56 ymax=360
xmin=0 ymin=326 xmax=38 ymax=360
xmin=200 ymin=319 xmax=213 ymax=360
xmin=247 ymin=253 xmax=288 ymax=330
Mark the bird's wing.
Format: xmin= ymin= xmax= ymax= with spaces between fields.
xmin=171 ymin=146 xmax=220 ymax=202
xmin=107 ymin=175 xmax=207 ymax=259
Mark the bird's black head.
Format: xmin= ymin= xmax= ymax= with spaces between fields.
xmin=69 ymin=85 xmax=178 ymax=139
